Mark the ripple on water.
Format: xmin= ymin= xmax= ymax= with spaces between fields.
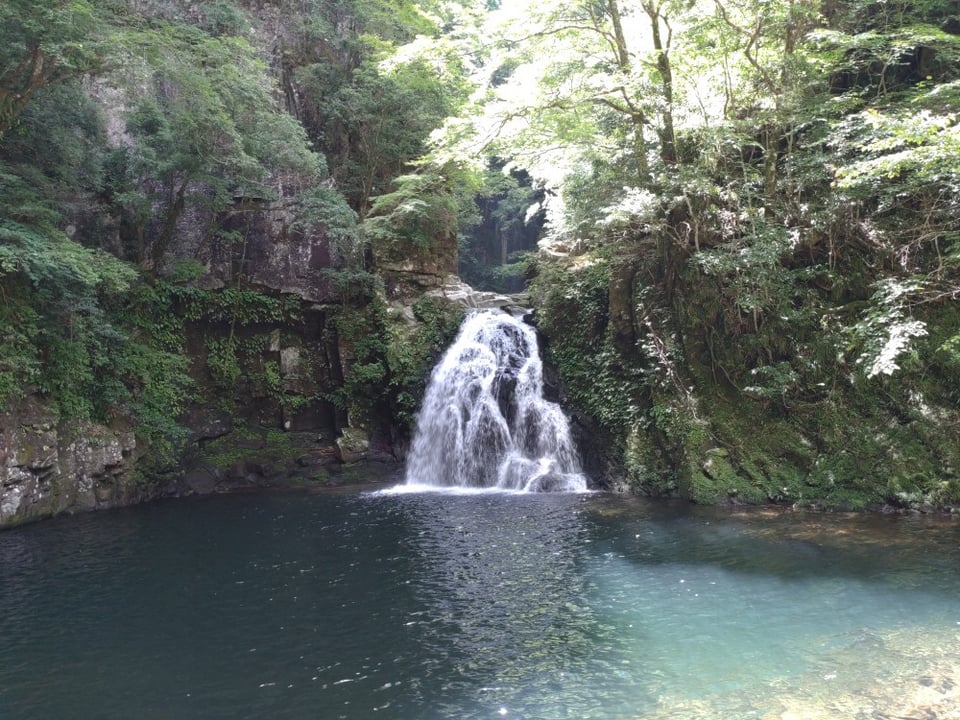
xmin=0 ymin=492 xmax=958 ymax=720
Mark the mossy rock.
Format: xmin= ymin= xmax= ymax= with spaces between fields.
xmin=686 ymin=449 xmax=768 ymax=504
xmin=335 ymin=427 xmax=370 ymax=463
xmin=623 ymin=423 xmax=677 ymax=495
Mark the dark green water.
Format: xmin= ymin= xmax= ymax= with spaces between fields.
xmin=1 ymin=489 xmax=958 ymax=719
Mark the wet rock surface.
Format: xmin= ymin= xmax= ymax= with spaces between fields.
xmin=425 ymin=275 xmax=523 ymax=310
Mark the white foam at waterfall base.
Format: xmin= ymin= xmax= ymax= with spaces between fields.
xmin=400 ymin=310 xmax=588 ymax=493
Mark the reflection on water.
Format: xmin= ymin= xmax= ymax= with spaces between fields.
xmin=0 ymin=491 xmax=958 ymax=719
xmin=396 ymin=493 xmax=615 ymax=718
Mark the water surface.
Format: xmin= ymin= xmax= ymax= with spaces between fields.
xmin=1 ymin=490 xmax=958 ymax=719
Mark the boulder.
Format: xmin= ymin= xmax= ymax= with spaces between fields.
xmin=335 ymin=426 xmax=370 ymax=464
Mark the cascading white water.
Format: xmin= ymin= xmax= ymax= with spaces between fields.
xmin=404 ymin=310 xmax=588 ymax=492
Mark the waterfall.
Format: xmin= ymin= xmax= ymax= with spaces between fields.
xmin=404 ymin=310 xmax=588 ymax=492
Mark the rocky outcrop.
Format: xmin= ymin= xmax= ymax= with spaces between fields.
xmin=373 ymin=231 xmax=459 ymax=300
xmin=425 ymin=275 xmax=523 ymax=310
xmin=181 ymin=426 xmax=399 ymax=494
xmin=198 ymin=200 xmax=341 ymax=304
xmin=0 ymin=398 xmax=140 ymax=528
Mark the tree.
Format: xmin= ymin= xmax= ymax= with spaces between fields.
xmin=109 ymin=23 xmax=323 ymax=269
xmin=427 ymin=0 xmax=698 ymax=243
xmin=297 ymin=48 xmax=463 ymax=217
xmin=0 ymin=0 xmax=110 ymax=138
xmin=283 ymin=0 xmax=472 ymax=218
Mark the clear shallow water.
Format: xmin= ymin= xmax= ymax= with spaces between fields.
xmin=1 ymin=490 xmax=958 ymax=720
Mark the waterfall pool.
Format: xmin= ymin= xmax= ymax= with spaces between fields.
xmin=1 ymin=489 xmax=958 ymax=719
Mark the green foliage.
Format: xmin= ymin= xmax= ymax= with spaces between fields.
xmin=457 ymin=166 xmax=545 ymax=290
xmin=99 ymin=282 xmax=194 ymax=457
xmin=938 ymin=333 xmax=960 ymax=369
xmin=833 ymin=106 xmax=960 ymax=195
xmin=178 ymin=287 xmax=299 ymax=325
xmin=824 ymin=67 xmax=960 ymax=387
xmin=2 ymin=0 xmax=958 ymax=511
xmin=0 ymin=204 xmax=192 ymax=452
xmin=294 ymin=187 xmax=360 ymax=250
xmin=1 ymin=81 xmax=108 ymax=211
xmin=177 ymin=286 xmax=315 ymax=415
xmin=205 ymin=337 xmax=242 ymax=388
xmin=109 ymin=21 xmax=324 ymax=267
xmin=814 ymin=23 xmax=960 ymax=94
xmin=330 ymin=295 xmax=464 ymax=430
xmin=364 ymin=166 xmax=466 ymax=249
xmin=0 ymin=300 xmax=40 ymax=404
xmin=120 ymin=24 xmax=320 ymax=177
xmin=453 ymin=0 xmax=960 ymax=508
xmin=385 ymin=297 xmax=465 ymax=427
xmin=330 ymin=300 xmax=391 ymax=422
xmin=293 ymin=12 xmax=467 ymax=215
xmin=196 ymin=423 xmax=311 ymax=472
xmin=531 ymin=256 xmax=644 ymax=428
xmin=292 ymin=184 xmax=379 ymax=305
xmin=0 ymin=0 xmax=111 ymax=137
xmin=849 ymin=279 xmax=928 ymax=379
xmin=742 ymin=362 xmax=800 ymax=400
xmin=692 ymin=219 xmax=824 ymax=371
xmin=0 ymin=158 xmax=136 ymax=416
xmin=0 ymin=0 xmax=474 ymax=475
xmin=0 ymin=219 xmax=134 ymax=296
xmin=0 ymin=23 xmax=196 ymax=452
xmin=322 ymin=267 xmax=380 ymax=306
xmin=200 ymin=0 xmax=249 ymax=36
xmin=287 ymin=0 xmax=439 ymax=50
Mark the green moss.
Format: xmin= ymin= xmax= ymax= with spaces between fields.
xmin=198 ymin=425 xmax=306 ymax=467
xmin=678 ymin=382 xmax=960 ymax=510
xmin=286 ymin=466 xmax=333 ymax=487
xmin=532 ymin=255 xmax=647 ymax=430
xmin=199 ymin=426 xmax=261 ymax=469
xmin=331 ymin=293 xmax=464 ymax=432
xmin=385 ymin=297 xmax=465 ymax=427
xmin=624 ymin=423 xmax=677 ymax=495
xmin=687 ymin=450 xmax=768 ymax=505
xmin=533 ymin=248 xmax=959 ymax=510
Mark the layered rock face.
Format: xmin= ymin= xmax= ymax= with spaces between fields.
xmin=373 ymin=228 xmax=459 ymax=300
xmin=0 ymin=399 xmax=139 ymax=527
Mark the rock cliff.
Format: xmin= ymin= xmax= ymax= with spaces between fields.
xmin=0 ymin=398 xmax=140 ymax=527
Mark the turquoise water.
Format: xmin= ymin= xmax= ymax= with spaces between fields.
xmin=1 ymin=490 xmax=958 ymax=719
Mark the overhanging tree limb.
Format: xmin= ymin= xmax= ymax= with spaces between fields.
xmin=0 ymin=1 xmax=107 ymax=138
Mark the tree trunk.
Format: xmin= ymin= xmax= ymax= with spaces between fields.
xmin=644 ymin=1 xmax=677 ymax=165
xmin=0 ymin=47 xmax=57 ymax=138
xmin=606 ymin=0 xmax=631 ymax=69
xmin=150 ymin=179 xmax=189 ymax=271
xmin=763 ymin=129 xmax=778 ymax=196
xmin=606 ymin=0 xmax=651 ymax=182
